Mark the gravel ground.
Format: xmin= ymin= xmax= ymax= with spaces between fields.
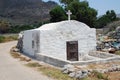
xmin=0 ymin=41 xmax=54 ymax=80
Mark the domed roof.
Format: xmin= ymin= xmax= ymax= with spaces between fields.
xmin=36 ymin=20 xmax=90 ymax=30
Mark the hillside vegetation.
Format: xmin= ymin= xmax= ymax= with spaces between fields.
xmin=50 ymin=0 xmax=120 ymax=28
xmin=0 ymin=0 xmax=57 ymax=25
xmin=0 ymin=0 xmax=120 ymax=34
xmin=0 ymin=34 xmax=18 ymax=43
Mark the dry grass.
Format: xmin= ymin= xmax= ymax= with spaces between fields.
xmin=10 ymin=47 xmax=76 ymax=80
xmin=26 ymin=62 xmax=111 ymax=80
xmin=86 ymin=62 xmax=120 ymax=70
xmin=38 ymin=67 xmax=74 ymax=80
xmin=26 ymin=62 xmax=42 ymax=67
xmin=10 ymin=47 xmax=120 ymax=80
xmin=90 ymin=71 xmax=109 ymax=80
xmin=10 ymin=47 xmax=31 ymax=62
xmin=107 ymin=72 xmax=120 ymax=80
xmin=10 ymin=47 xmax=21 ymax=58
xmin=115 ymin=50 xmax=120 ymax=55
xmin=0 ymin=35 xmax=18 ymax=43
xmin=26 ymin=62 xmax=75 ymax=80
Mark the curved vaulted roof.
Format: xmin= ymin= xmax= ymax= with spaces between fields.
xmin=36 ymin=20 xmax=90 ymax=31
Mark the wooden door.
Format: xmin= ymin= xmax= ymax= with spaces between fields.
xmin=67 ymin=41 xmax=78 ymax=61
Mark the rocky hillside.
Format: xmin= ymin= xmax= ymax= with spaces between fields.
xmin=0 ymin=0 xmax=57 ymax=25
xmin=103 ymin=20 xmax=120 ymax=34
xmin=117 ymin=13 xmax=120 ymax=18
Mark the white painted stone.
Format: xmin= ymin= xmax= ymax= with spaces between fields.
xmin=22 ymin=20 xmax=96 ymax=61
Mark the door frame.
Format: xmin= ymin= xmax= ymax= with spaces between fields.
xmin=66 ymin=41 xmax=78 ymax=61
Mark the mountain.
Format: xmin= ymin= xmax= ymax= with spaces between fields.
xmin=117 ymin=13 xmax=120 ymax=18
xmin=0 ymin=0 xmax=57 ymax=25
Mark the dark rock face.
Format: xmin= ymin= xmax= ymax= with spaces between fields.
xmin=0 ymin=0 xmax=57 ymax=25
xmin=115 ymin=26 xmax=120 ymax=36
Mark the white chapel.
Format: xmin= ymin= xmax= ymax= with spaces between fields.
xmin=22 ymin=20 xmax=96 ymax=61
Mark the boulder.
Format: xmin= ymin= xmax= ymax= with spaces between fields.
xmin=75 ymin=71 xmax=82 ymax=78
xmin=63 ymin=69 xmax=69 ymax=74
xmin=13 ymin=48 xmax=19 ymax=52
xmin=69 ymin=72 xmax=76 ymax=78
xmin=62 ymin=64 xmax=75 ymax=73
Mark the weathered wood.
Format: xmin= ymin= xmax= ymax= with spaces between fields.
xmin=67 ymin=41 xmax=78 ymax=61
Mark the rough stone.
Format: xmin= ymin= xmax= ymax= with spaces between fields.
xmin=80 ymin=73 xmax=88 ymax=78
xmin=75 ymin=70 xmax=88 ymax=79
xmin=63 ymin=69 xmax=69 ymax=74
xmin=64 ymin=64 xmax=74 ymax=69
xmin=75 ymin=71 xmax=82 ymax=78
xmin=13 ymin=48 xmax=19 ymax=52
xmin=68 ymin=72 xmax=76 ymax=78
xmin=82 ymin=70 xmax=88 ymax=74
xmin=62 ymin=64 xmax=75 ymax=74
xmin=68 ymin=68 xmax=75 ymax=72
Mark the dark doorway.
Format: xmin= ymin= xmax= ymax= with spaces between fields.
xmin=66 ymin=41 xmax=78 ymax=61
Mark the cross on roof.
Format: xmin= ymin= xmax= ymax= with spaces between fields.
xmin=66 ymin=10 xmax=72 ymax=21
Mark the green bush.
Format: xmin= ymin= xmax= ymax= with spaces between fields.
xmin=96 ymin=72 xmax=104 ymax=79
xmin=0 ymin=36 xmax=5 ymax=43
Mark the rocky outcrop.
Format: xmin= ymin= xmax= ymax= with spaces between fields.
xmin=62 ymin=64 xmax=90 ymax=79
xmin=107 ymin=26 xmax=120 ymax=41
xmin=62 ymin=64 xmax=120 ymax=79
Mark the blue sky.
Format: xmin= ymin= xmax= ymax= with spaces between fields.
xmin=43 ymin=0 xmax=120 ymax=16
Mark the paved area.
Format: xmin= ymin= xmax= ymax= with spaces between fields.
xmin=0 ymin=41 xmax=54 ymax=80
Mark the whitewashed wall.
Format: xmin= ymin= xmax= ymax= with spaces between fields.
xmin=23 ymin=30 xmax=34 ymax=56
xmin=23 ymin=30 xmax=40 ymax=56
xmin=39 ymin=21 xmax=96 ymax=61
xmin=22 ymin=20 xmax=96 ymax=61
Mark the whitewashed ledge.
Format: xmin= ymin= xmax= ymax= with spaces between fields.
xmin=35 ymin=53 xmax=120 ymax=67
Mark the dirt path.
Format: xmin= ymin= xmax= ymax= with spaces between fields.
xmin=0 ymin=41 xmax=54 ymax=80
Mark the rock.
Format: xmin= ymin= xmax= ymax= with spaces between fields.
xmin=80 ymin=73 xmax=88 ymax=78
xmin=69 ymin=72 xmax=76 ymax=78
xmin=94 ymin=69 xmax=104 ymax=73
xmin=108 ymin=68 xmax=112 ymax=72
xmin=61 ymin=67 xmax=66 ymax=72
xmin=75 ymin=71 xmax=82 ymax=78
xmin=116 ymin=26 xmax=120 ymax=32
xmin=63 ymin=69 xmax=69 ymax=74
xmin=13 ymin=48 xmax=19 ymax=52
xmin=108 ymin=48 xmax=116 ymax=54
xmin=82 ymin=70 xmax=88 ymax=74
xmin=104 ymin=69 xmax=108 ymax=73
xmin=26 ymin=58 xmax=31 ymax=62
xmin=62 ymin=64 xmax=75 ymax=73
xmin=88 ymin=69 xmax=93 ymax=72
xmin=64 ymin=64 xmax=74 ymax=69
xmin=118 ymin=66 xmax=120 ymax=71
xmin=68 ymin=68 xmax=75 ymax=73
xmin=78 ymin=75 xmax=85 ymax=79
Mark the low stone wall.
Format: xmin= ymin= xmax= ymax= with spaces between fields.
xmin=72 ymin=57 xmax=120 ymax=65
xmin=35 ymin=53 xmax=69 ymax=67
xmin=35 ymin=52 xmax=120 ymax=67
